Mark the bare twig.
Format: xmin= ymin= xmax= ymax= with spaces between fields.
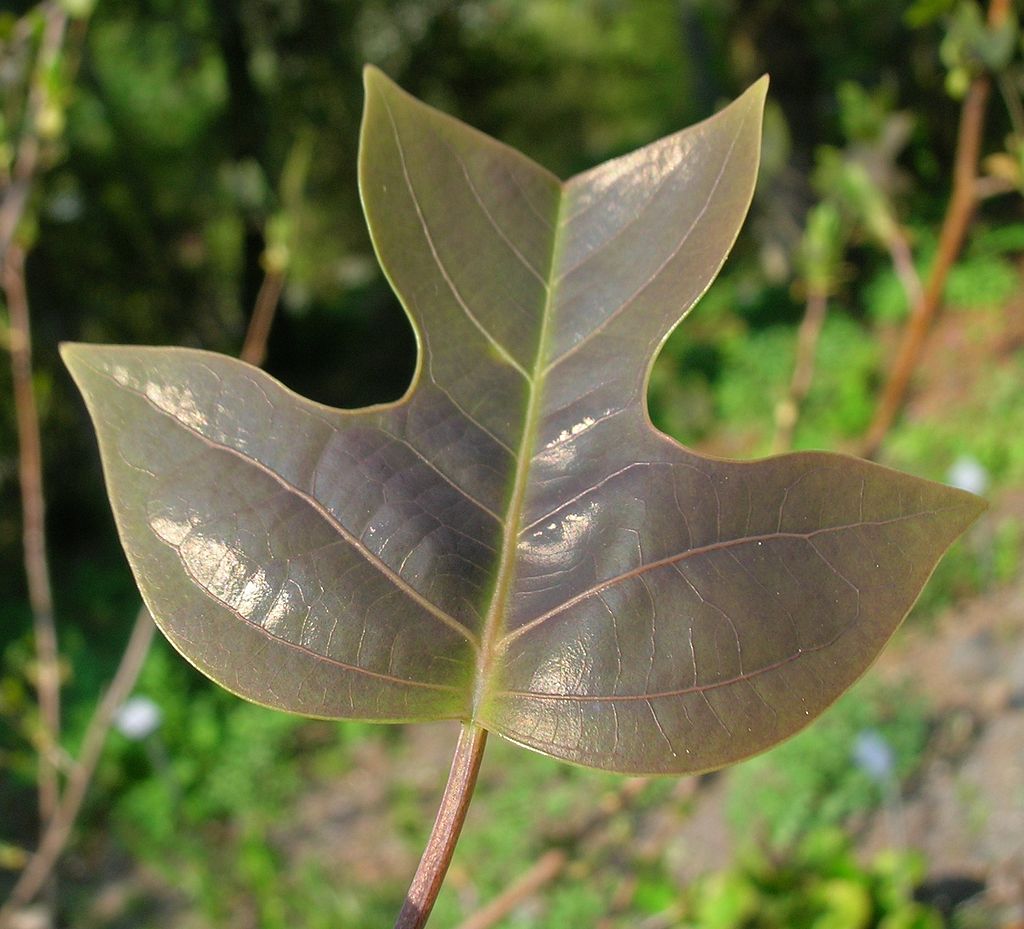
xmin=453 ymin=777 xmax=653 ymax=929
xmin=239 ymin=266 xmax=284 ymax=367
xmin=773 ymin=288 xmax=829 ymax=453
xmin=0 ymin=2 xmax=69 ymax=269
xmin=454 ymin=849 xmax=567 ymax=929
xmin=860 ymin=80 xmax=988 ymax=457
xmin=0 ymin=608 xmax=155 ymax=925
xmin=861 ymin=0 xmax=1011 ymax=457
xmin=885 ymin=225 xmax=923 ymax=314
xmin=0 ymin=6 xmax=82 ymax=917
xmin=0 ymin=255 xmax=286 ymax=924
xmin=4 ymin=243 xmax=60 ymax=892
xmin=0 ymin=0 xmax=73 ymax=852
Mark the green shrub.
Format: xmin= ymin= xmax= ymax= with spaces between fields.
xmin=683 ymin=829 xmax=942 ymax=929
xmin=726 ymin=682 xmax=929 ymax=850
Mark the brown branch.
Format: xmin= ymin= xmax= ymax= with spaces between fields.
xmin=1 ymin=0 xmax=92 ymax=841
xmin=0 ymin=6 xmax=82 ymax=918
xmin=454 ymin=849 xmax=567 ymax=929
xmin=453 ymin=777 xmax=653 ymax=929
xmin=0 ymin=257 xmax=286 ymax=924
xmin=886 ymin=225 xmax=923 ymax=313
xmin=394 ymin=723 xmax=488 ymax=929
xmin=860 ymin=0 xmax=1010 ymax=458
xmin=773 ymin=288 xmax=829 ymax=453
xmin=0 ymin=606 xmax=153 ymax=925
xmin=4 ymin=244 xmax=60 ymax=887
xmin=0 ymin=608 xmax=155 ymax=926
xmin=0 ymin=0 xmax=73 ymax=846
xmin=239 ymin=266 xmax=284 ymax=367
xmin=0 ymin=2 xmax=69 ymax=269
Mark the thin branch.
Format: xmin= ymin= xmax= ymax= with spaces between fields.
xmin=773 ymin=287 xmax=829 ymax=453
xmin=0 ymin=6 xmax=81 ymax=917
xmin=454 ymin=849 xmax=567 ymax=929
xmin=239 ymin=266 xmax=284 ymax=367
xmin=0 ymin=2 xmax=69 ymax=269
xmin=861 ymin=79 xmax=989 ymax=458
xmin=0 ymin=608 xmax=155 ymax=926
xmin=394 ymin=723 xmax=488 ymax=929
xmin=453 ymin=777 xmax=653 ymax=929
xmin=885 ymin=225 xmax=923 ymax=313
xmin=0 ymin=257 xmax=286 ymax=924
xmin=974 ymin=174 xmax=1017 ymax=200
xmin=0 ymin=0 xmax=73 ymax=873
xmin=860 ymin=0 xmax=1009 ymax=458
xmin=4 ymin=243 xmax=60 ymax=880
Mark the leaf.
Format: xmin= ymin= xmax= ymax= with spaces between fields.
xmin=62 ymin=68 xmax=984 ymax=775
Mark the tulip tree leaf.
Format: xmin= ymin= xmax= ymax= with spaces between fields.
xmin=63 ymin=68 xmax=983 ymax=775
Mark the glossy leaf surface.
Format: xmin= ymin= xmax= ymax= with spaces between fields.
xmin=63 ymin=68 xmax=984 ymax=774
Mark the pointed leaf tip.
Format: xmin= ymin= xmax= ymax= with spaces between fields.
xmin=362 ymin=62 xmax=388 ymax=92
xmin=58 ymin=340 xmax=83 ymax=367
xmin=63 ymin=74 xmax=981 ymax=777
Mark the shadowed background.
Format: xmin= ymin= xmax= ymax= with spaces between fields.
xmin=2 ymin=1 xmax=1024 ymax=927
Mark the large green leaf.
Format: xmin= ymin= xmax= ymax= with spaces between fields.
xmin=63 ymin=68 xmax=983 ymax=775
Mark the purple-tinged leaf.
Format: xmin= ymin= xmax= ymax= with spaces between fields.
xmin=63 ymin=68 xmax=984 ymax=774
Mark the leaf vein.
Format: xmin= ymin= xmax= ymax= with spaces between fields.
xmin=380 ymin=93 xmax=531 ymax=381
xmin=94 ymin=362 xmax=481 ymax=649
xmin=502 ymin=506 xmax=966 ymax=646
xmin=542 ymin=107 xmax=750 ymax=375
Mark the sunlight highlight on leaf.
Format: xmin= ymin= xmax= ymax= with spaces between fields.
xmin=63 ymin=68 xmax=984 ymax=775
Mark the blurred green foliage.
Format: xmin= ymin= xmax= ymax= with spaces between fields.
xmin=84 ymin=638 xmax=398 ymax=927
xmin=726 ymin=682 xmax=930 ymax=850
xmin=4 ymin=0 xmax=1024 ymax=925
xmin=683 ymin=830 xmax=942 ymax=929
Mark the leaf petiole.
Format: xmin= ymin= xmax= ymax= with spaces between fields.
xmin=394 ymin=722 xmax=488 ymax=929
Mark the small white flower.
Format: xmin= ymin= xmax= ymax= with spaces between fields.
xmin=114 ymin=695 xmax=162 ymax=741
xmin=947 ymin=455 xmax=989 ymax=496
xmin=852 ymin=729 xmax=894 ymax=782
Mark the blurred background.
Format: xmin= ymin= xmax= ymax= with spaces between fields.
xmin=2 ymin=0 xmax=1024 ymax=927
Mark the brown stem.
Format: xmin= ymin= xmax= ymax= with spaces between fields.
xmin=394 ymin=723 xmax=488 ymax=929
xmin=0 ymin=258 xmax=285 ymax=923
xmin=454 ymin=776 xmax=653 ymax=929
xmin=0 ymin=3 xmax=73 ymax=876
xmin=0 ymin=608 xmax=155 ymax=926
xmin=0 ymin=3 xmax=69 ymax=269
xmin=886 ymin=226 xmax=923 ymax=313
xmin=454 ymin=849 xmax=567 ymax=929
xmin=861 ymin=78 xmax=988 ymax=458
xmin=4 ymin=244 xmax=60 ymax=869
xmin=239 ymin=266 xmax=284 ymax=367
xmin=773 ymin=288 xmax=829 ymax=453
xmin=860 ymin=0 xmax=1009 ymax=458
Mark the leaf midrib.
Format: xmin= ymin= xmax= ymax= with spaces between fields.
xmin=463 ymin=100 xmax=752 ymax=719
xmin=469 ymin=182 xmax=568 ymax=720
